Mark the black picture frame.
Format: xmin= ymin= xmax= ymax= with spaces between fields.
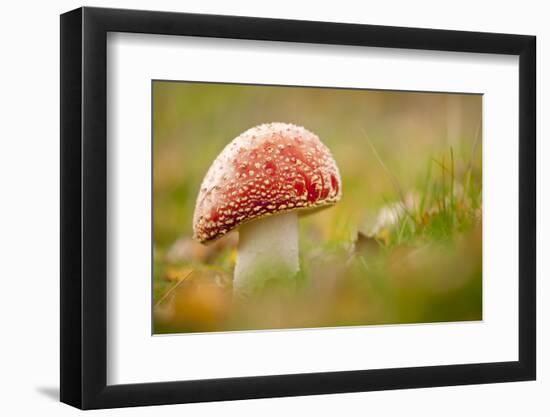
xmin=60 ymin=6 xmax=536 ymax=410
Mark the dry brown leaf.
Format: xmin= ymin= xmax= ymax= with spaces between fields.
xmin=164 ymin=266 xmax=194 ymax=282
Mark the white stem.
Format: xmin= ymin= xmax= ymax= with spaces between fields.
xmin=233 ymin=212 xmax=299 ymax=296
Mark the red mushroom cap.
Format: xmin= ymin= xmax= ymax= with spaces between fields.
xmin=192 ymin=123 xmax=342 ymax=243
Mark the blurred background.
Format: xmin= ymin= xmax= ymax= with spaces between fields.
xmin=153 ymin=81 xmax=482 ymax=334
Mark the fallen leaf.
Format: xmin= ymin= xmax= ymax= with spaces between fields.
xmin=164 ymin=266 xmax=193 ymax=282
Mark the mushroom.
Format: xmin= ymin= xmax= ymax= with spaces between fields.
xmin=192 ymin=123 xmax=342 ymax=295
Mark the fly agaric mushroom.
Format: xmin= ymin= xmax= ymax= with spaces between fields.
xmin=192 ymin=122 xmax=342 ymax=295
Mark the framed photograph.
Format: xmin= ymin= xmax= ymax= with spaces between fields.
xmin=60 ymin=6 xmax=536 ymax=409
